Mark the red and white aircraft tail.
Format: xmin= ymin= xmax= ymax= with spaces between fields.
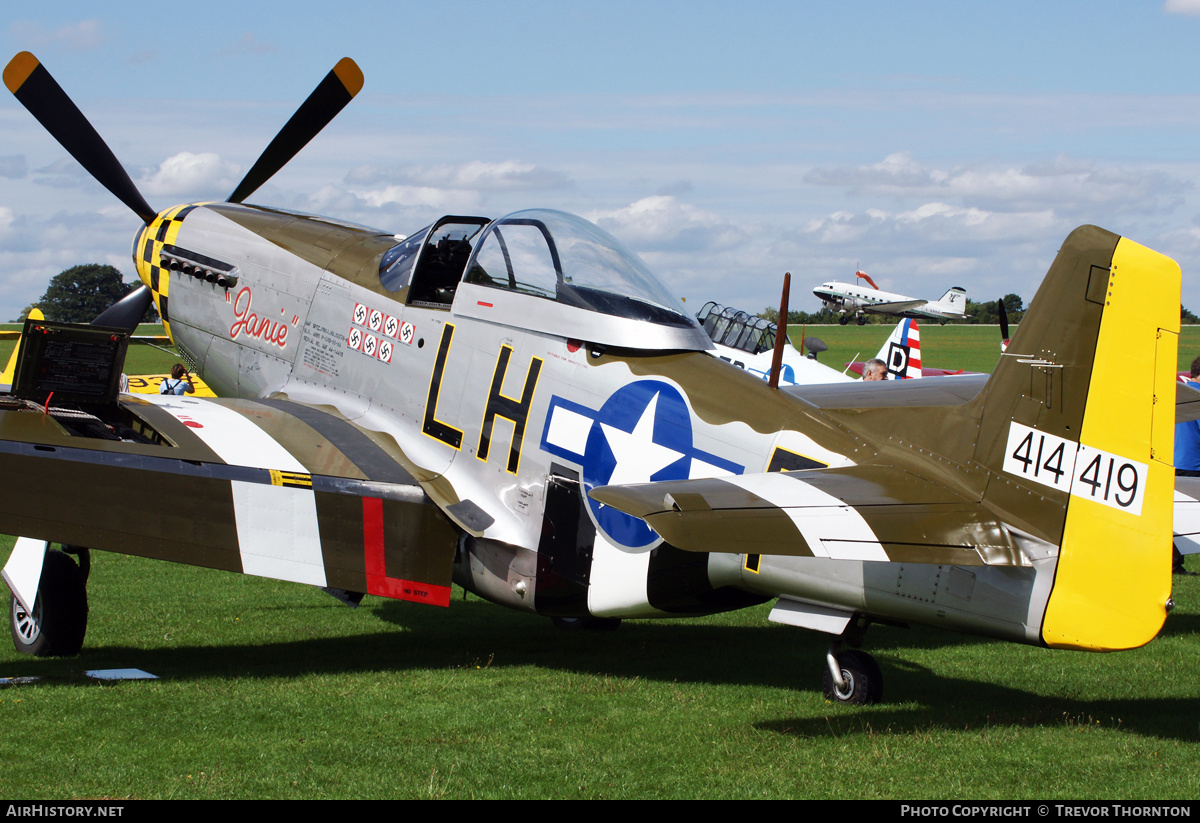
xmin=876 ymin=318 xmax=922 ymax=379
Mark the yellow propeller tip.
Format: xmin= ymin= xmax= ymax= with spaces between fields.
xmin=4 ymin=51 xmax=40 ymax=95
xmin=333 ymin=57 xmax=364 ymax=97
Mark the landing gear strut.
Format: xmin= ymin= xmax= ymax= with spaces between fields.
xmin=10 ymin=548 xmax=89 ymax=657
xmin=823 ymin=640 xmax=883 ymax=705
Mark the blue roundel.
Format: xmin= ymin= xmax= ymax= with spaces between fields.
xmin=580 ymin=380 xmax=743 ymax=549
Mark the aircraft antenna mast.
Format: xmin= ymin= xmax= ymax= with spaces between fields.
xmin=769 ymin=272 xmax=790 ymax=389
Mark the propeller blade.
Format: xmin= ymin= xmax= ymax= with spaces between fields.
xmin=227 ymin=57 xmax=364 ymax=204
xmin=4 ymin=52 xmax=157 ymax=224
xmin=91 ymin=285 xmax=153 ymax=333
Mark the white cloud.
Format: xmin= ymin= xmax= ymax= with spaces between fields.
xmin=346 ymin=160 xmax=571 ymax=191
xmin=0 ymin=156 xmax=27 ymax=180
xmin=1164 ymin=0 xmax=1200 ymax=15
xmin=31 ymin=158 xmax=89 ymax=189
xmin=9 ymin=19 xmax=103 ymax=50
xmin=438 ymin=160 xmax=571 ymax=190
xmin=141 ymin=152 xmax=240 ymax=198
xmin=805 ymin=152 xmax=943 ymax=188
xmin=218 ymin=33 xmax=277 ymax=56
xmin=805 ymin=153 xmax=1188 ymax=215
xmin=352 ymin=184 xmax=481 ymax=213
xmin=586 ymin=195 xmax=744 ymax=252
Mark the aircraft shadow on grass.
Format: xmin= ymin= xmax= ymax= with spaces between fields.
xmin=757 ymin=662 xmax=1200 ymax=743
xmin=4 ymin=590 xmax=1198 ymax=742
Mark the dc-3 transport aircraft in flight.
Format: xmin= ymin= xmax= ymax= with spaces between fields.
xmin=0 ymin=53 xmax=1185 ymax=704
xmin=813 ymin=273 xmax=969 ymax=326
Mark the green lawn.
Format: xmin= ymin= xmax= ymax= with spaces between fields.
xmin=1 ymin=545 xmax=1196 ymax=799
xmin=790 ymin=323 xmax=1200 ymax=376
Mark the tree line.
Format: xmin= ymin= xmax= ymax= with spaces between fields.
xmin=13 ymin=264 xmax=158 ymax=324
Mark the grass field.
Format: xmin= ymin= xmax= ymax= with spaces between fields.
xmin=1 ymin=324 xmax=1199 ymax=799
xmin=789 ymin=322 xmax=1200 ymax=377
xmin=1 ymin=550 xmax=1197 ymax=799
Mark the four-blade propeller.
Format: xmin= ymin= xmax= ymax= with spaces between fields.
xmin=4 ymin=51 xmax=363 ymax=331
xmin=4 ymin=51 xmax=363 ymax=221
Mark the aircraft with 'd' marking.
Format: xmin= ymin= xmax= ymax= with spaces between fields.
xmin=0 ymin=51 xmax=1187 ymax=703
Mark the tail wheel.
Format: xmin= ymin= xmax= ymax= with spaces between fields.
xmin=822 ymin=649 xmax=883 ymax=705
xmin=10 ymin=549 xmax=88 ymax=657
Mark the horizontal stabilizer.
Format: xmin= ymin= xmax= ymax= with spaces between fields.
xmin=1175 ymin=477 xmax=1200 ymax=556
xmin=591 ymin=465 xmax=1028 ymax=566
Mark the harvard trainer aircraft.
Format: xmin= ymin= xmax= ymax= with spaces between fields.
xmin=696 ymin=301 xmax=854 ymax=386
xmin=0 ymin=52 xmax=1183 ymax=704
xmin=813 ymin=271 xmax=969 ymax=326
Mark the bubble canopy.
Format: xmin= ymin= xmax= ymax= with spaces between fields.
xmin=454 ymin=209 xmax=711 ymax=351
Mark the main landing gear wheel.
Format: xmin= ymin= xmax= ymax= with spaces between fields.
xmin=838 ymin=315 xmax=849 ymax=326
xmin=9 ymin=549 xmax=88 ymax=657
xmin=822 ymin=649 xmax=883 ymax=705
xmin=856 ymin=315 xmax=867 ymax=326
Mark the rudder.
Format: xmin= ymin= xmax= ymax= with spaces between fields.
xmin=973 ymin=226 xmax=1178 ymax=650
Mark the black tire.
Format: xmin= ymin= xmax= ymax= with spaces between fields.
xmin=838 ymin=315 xmax=849 ymax=326
xmin=10 ymin=549 xmax=88 ymax=657
xmin=856 ymin=316 xmax=867 ymax=326
xmin=822 ymin=649 xmax=883 ymax=705
xmin=551 ymin=616 xmax=622 ymax=631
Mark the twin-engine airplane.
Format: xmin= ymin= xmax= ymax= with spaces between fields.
xmin=814 ymin=271 xmax=969 ymax=326
xmin=0 ymin=52 xmax=1183 ymax=704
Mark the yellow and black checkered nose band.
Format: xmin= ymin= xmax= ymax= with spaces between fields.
xmin=134 ymin=204 xmax=201 ymax=340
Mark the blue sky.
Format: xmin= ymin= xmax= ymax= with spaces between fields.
xmin=5 ymin=1 xmax=1200 ymax=322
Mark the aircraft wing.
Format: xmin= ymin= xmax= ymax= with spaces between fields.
xmin=1174 ymin=476 xmax=1200 ymax=556
xmin=0 ymin=393 xmax=457 ymax=605
xmin=1178 ymin=380 xmax=1200 ymax=424
xmin=590 ymin=465 xmax=1030 ymax=566
xmin=861 ymin=300 xmax=926 ymax=315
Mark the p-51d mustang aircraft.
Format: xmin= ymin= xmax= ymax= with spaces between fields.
xmin=814 ymin=271 xmax=969 ymax=326
xmin=0 ymin=52 xmax=1182 ymax=704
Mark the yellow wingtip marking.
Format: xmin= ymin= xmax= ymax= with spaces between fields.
xmin=4 ymin=52 xmax=39 ymax=94
xmin=333 ymin=58 xmax=364 ymax=97
xmin=0 ymin=308 xmax=45 ymax=384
